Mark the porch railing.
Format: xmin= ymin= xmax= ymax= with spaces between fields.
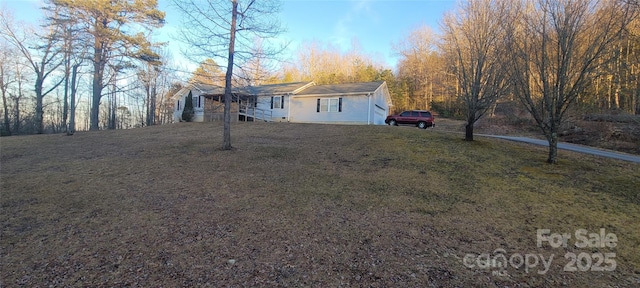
xmin=239 ymin=103 xmax=273 ymax=122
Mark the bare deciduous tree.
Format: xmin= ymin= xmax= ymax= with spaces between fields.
xmin=137 ymin=48 xmax=178 ymax=127
xmin=0 ymin=42 xmax=16 ymax=136
xmin=0 ymin=8 xmax=64 ymax=134
xmin=442 ymin=0 xmax=514 ymax=141
xmin=48 ymin=4 xmax=88 ymax=135
xmin=236 ymin=38 xmax=276 ymax=86
xmin=395 ymin=26 xmax=442 ymax=112
xmin=9 ymin=56 xmax=27 ymax=134
xmin=172 ymin=0 xmax=284 ymax=150
xmin=283 ymin=40 xmax=384 ymax=85
xmin=506 ymin=0 xmax=637 ymax=163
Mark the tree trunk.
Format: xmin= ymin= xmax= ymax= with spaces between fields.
xmin=465 ymin=122 xmax=474 ymax=141
xmin=67 ymin=65 xmax=78 ymax=135
xmin=13 ymin=97 xmax=20 ymax=134
xmin=35 ymin=77 xmax=44 ymax=134
xmin=150 ymin=86 xmax=156 ymax=126
xmin=1 ymin=93 xmax=10 ymax=136
xmin=145 ymin=82 xmax=151 ymax=127
xmin=145 ymin=81 xmax=156 ymax=127
xmin=634 ymin=78 xmax=639 ymax=115
xmin=465 ymin=108 xmax=476 ymax=141
xmin=108 ymin=86 xmax=116 ymax=130
xmin=222 ymin=0 xmax=238 ymax=150
xmin=91 ymin=73 xmax=102 ymax=130
xmin=62 ymin=58 xmax=70 ymax=133
xmin=90 ymin=39 xmax=104 ymax=131
xmin=0 ymin=66 xmax=11 ymax=136
xmin=546 ymin=132 xmax=558 ymax=164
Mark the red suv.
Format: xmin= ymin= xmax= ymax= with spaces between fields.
xmin=385 ymin=110 xmax=435 ymax=129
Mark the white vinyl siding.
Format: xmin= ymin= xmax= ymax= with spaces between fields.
xmin=256 ymin=95 xmax=287 ymax=122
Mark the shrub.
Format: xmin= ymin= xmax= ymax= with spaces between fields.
xmin=431 ymin=100 xmax=465 ymax=120
xmin=182 ymin=91 xmax=194 ymax=122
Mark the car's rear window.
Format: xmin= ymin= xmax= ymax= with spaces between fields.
xmin=420 ymin=112 xmax=432 ymax=117
xmin=410 ymin=111 xmax=420 ymax=117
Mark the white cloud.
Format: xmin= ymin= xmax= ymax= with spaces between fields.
xmin=353 ymin=0 xmax=378 ymax=22
xmin=331 ymin=0 xmax=379 ymax=51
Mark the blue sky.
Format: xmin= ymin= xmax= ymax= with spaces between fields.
xmin=276 ymin=0 xmax=455 ymax=67
xmin=2 ymin=0 xmax=455 ymax=69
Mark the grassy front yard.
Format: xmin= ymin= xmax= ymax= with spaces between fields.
xmin=1 ymin=122 xmax=638 ymax=286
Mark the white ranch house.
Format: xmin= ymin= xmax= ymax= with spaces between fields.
xmin=172 ymin=81 xmax=393 ymax=125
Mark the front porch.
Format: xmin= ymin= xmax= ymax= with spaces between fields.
xmin=202 ymin=94 xmax=274 ymax=122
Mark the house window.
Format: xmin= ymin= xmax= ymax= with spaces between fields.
xmin=177 ymin=100 xmax=180 ymax=110
xmin=271 ymin=96 xmax=284 ymax=109
xmin=320 ymin=99 xmax=329 ymax=112
xmin=274 ymin=96 xmax=281 ymax=109
xmin=192 ymin=96 xmax=201 ymax=108
xmin=317 ymin=98 xmax=342 ymax=112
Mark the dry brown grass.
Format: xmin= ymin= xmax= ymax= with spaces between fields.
xmin=1 ymin=122 xmax=639 ymax=287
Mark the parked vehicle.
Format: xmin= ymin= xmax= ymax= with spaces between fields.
xmin=385 ymin=110 xmax=434 ymax=129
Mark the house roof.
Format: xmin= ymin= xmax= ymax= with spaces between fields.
xmin=191 ymin=83 xmax=224 ymax=94
xmin=176 ymin=82 xmax=314 ymax=98
xmin=172 ymin=80 xmax=391 ymax=104
xmin=170 ymin=83 xmax=225 ymax=101
xmin=236 ymin=82 xmax=314 ymax=96
xmin=295 ymin=81 xmax=385 ymax=97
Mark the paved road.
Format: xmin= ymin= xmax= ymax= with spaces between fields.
xmin=476 ymin=134 xmax=640 ymax=164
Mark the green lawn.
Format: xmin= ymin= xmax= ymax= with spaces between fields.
xmin=1 ymin=122 xmax=639 ymax=286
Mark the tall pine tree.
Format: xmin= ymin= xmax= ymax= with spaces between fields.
xmin=52 ymin=0 xmax=165 ymax=130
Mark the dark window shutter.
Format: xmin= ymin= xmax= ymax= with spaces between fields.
xmin=338 ymin=98 xmax=342 ymax=112
xmin=270 ymin=97 xmax=274 ymax=109
xmin=317 ymin=98 xmax=320 ymax=112
xmin=281 ymin=96 xmax=285 ymax=109
xmin=177 ymin=100 xmax=180 ymax=110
